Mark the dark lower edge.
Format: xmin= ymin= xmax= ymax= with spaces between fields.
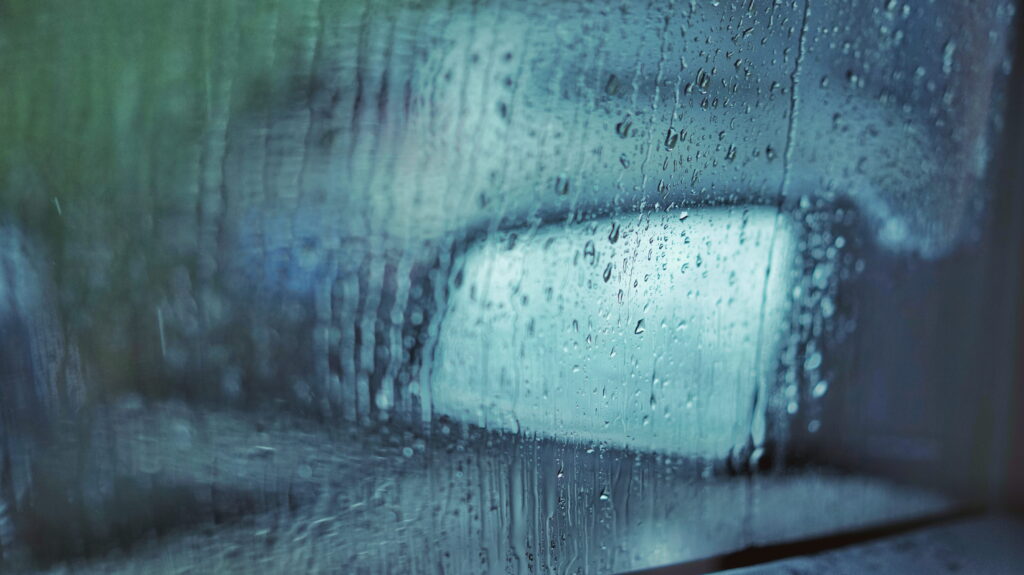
xmin=622 ymin=506 xmax=984 ymax=575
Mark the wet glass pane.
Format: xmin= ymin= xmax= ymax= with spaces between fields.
xmin=0 ymin=0 xmax=1019 ymax=572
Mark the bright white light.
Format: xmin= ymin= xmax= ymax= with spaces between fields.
xmin=431 ymin=207 xmax=794 ymax=456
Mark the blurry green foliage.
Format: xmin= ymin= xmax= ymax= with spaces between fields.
xmin=0 ymin=0 xmax=345 ymax=398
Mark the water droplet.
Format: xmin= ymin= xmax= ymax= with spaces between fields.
xmin=608 ymin=222 xmax=620 ymax=244
xmin=583 ymin=240 xmax=597 ymax=266
xmin=598 ymin=489 xmax=610 ymax=501
xmin=402 ymin=447 xmax=414 ymax=458
xmin=615 ymin=117 xmax=633 ymax=138
xmin=604 ymin=74 xmax=621 ymax=96
xmin=634 ymin=319 xmax=646 ymax=334
xmin=812 ymin=380 xmax=829 ymax=398
xmin=942 ymin=40 xmax=957 ymax=75
xmin=603 ymin=263 xmax=613 ymax=283
xmin=696 ymin=68 xmax=710 ymax=90
xmin=664 ymin=128 xmax=679 ymax=150
xmin=804 ymin=352 xmax=823 ymax=371
xmin=555 ymin=175 xmax=570 ymax=196
xmin=679 ymin=211 xmax=689 ymax=222
xmin=821 ymin=297 xmax=835 ymax=318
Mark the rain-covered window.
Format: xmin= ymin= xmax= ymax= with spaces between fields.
xmin=0 ymin=1 xmax=1021 ymax=573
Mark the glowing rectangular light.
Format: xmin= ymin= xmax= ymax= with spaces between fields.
xmin=431 ymin=207 xmax=794 ymax=456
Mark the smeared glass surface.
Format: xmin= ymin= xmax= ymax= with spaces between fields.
xmin=0 ymin=0 xmax=1017 ymax=572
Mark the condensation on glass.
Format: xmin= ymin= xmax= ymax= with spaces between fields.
xmin=0 ymin=1 xmax=1018 ymax=573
